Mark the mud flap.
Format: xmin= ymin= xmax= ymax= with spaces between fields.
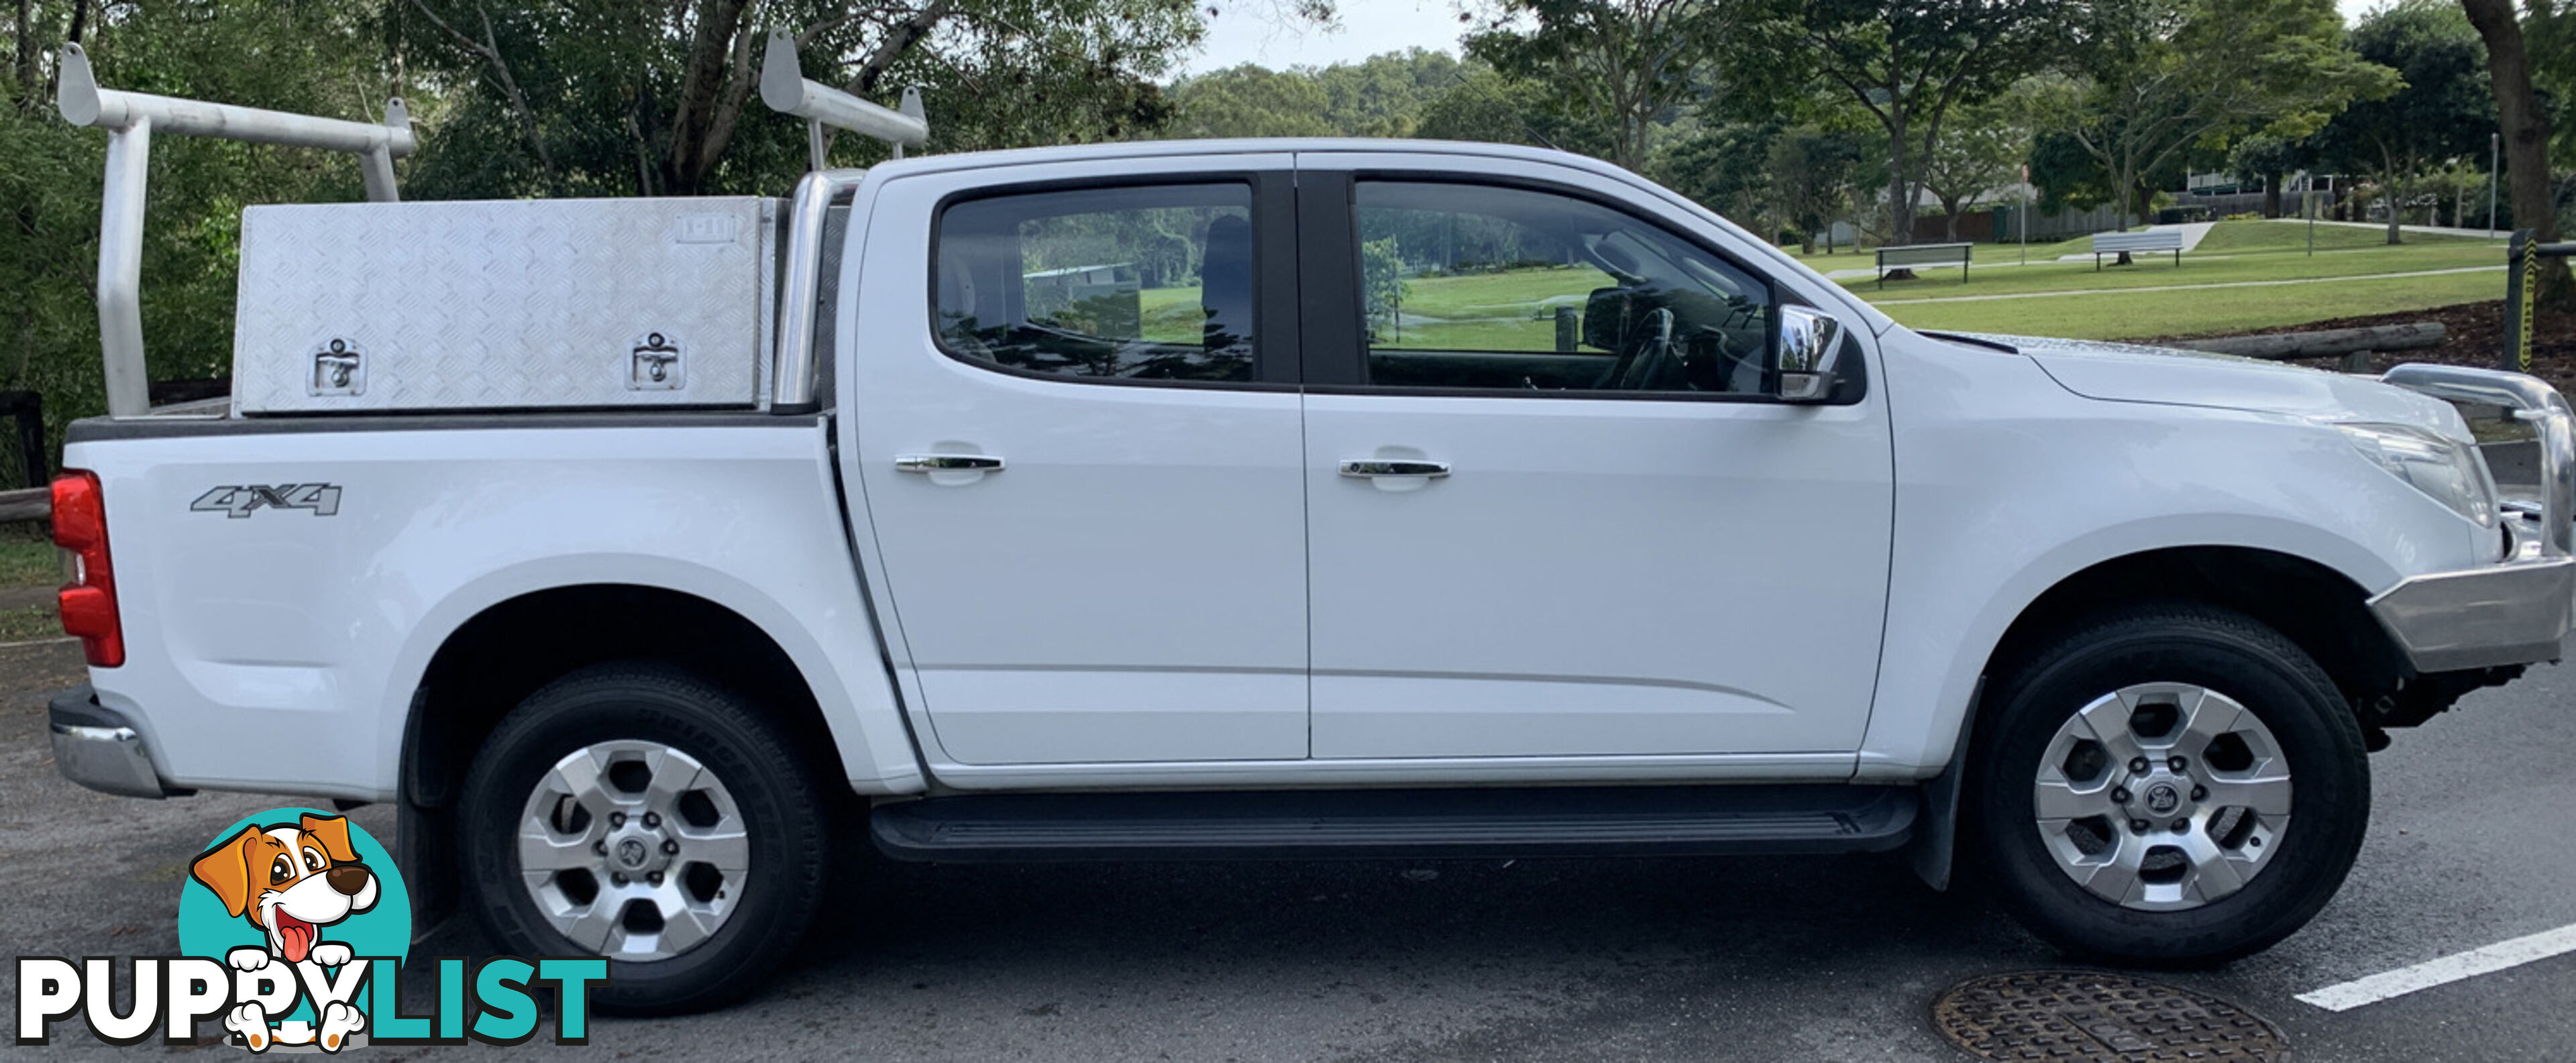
xmin=1909 ymin=677 xmax=1982 ymax=892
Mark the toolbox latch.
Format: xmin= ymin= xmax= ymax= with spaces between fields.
xmin=629 ymin=332 xmax=685 ymax=390
xmin=309 ymin=338 xmax=364 ymax=396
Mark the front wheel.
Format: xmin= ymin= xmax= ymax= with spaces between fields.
xmin=458 ymin=661 xmax=830 ymax=1013
xmin=1971 ymin=604 xmax=2370 ymax=964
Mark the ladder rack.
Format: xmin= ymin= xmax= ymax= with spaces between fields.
xmin=55 ymin=27 xmax=927 ymax=419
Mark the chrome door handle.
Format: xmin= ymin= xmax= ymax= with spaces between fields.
xmin=896 ymin=454 xmax=1005 ymax=473
xmin=1340 ymin=459 xmax=1450 ymax=478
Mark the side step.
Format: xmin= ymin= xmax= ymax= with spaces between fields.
xmin=870 ymin=785 xmax=1919 ymax=862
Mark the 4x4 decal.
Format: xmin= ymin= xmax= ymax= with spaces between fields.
xmin=191 ymin=484 xmax=342 ymax=518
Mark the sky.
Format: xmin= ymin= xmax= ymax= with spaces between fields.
xmin=1181 ymin=0 xmax=2396 ymax=76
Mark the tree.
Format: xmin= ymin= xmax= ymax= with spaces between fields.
xmin=2310 ymin=2 xmax=2492 ymax=244
xmin=1654 ymin=121 xmax=1781 ymax=238
xmin=1462 ymin=0 xmax=1731 ymax=172
xmin=2228 ymin=133 xmax=2306 ymax=218
xmin=1750 ymin=0 xmax=2079 ymax=253
xmin=1921 ymin=95 xmax=2031 ymax=241
xmin=1171 ymin=49 xmax=1468 ymax=139
xmin=1169 ymin=63 xmax=1335 ymax=137
xmin=1766 ymin=126 xmax=1874 ymax=252
xmin=1360 ymin=235 xmax=1407 ymax=339
xmin=2030 ymin=129 xmax=2118 ymax=212
xmin=1414 ymin=65 xmax=1604 ymax=157
xmin=397 ymin=0 xmax=1269 ymax=199
xmin=1310 ymin=48 xmax=1464 ymax=137
xmin=2 ymin=1 xmax=396 ymax=450
xmin=2043 ymin=0 xmax=2396 ymax=239
xmin=2461 ymin=0 xmax=2571 ymax=306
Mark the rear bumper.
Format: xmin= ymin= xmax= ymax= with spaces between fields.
xmin=48 ymin=683 xmax=176 ymax=798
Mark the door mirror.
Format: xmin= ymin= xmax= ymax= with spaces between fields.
xmin=1774 ymin=305 xmax=1845 ymax=402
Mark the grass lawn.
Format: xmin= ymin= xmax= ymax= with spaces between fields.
xmin=1881 ymin=267 xmax=2505 ymax=340
xmin=0 ymin=532 xmax=55 ymax=588
xmin=0 ymin=603 xmax=60 ymax=642
xmin=2190 ymin=219 xmax=2486 ymax=254
xmin=1132 ymin=220 xmax=2508 ymax=350
xmin=1854 ymin=242 xmax=2501 ymax=300
xmin=1786 ymin=219 xmax=2485 ymax=269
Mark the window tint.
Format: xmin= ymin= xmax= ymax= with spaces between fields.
xmin=935 ymin=184 xmax=1256 ymax=382
xmin=1355 ymin=182 xmax=1773 ymax=394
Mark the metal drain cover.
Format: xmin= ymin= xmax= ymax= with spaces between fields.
xmin=1933 ymin=970 xmax=2288 ymax=1062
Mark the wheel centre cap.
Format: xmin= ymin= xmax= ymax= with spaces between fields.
xmin=2143 ymin=781 xmax=2183 ymax=816
xmin=605 ymin=824 xmax=671 ymax=874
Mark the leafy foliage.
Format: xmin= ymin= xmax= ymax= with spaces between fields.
xmin=396 ymin=0 xmax=1215 ymax=199
xmin=1 ymin=0 xmax=396 ymax=455
xmin=1461 ymin=0 xmax=1731 ymax=171
xmin=2037 ymin=0 xmax=2396 ymax=233
xmin=1746 ymin=0 xmax=2084 ymax=246
xmin=2307 ymin=0 xmax=2495 ymax=242
xmin=1170 ymin=49 xmax=1464 ymax=139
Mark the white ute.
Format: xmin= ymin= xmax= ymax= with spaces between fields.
xmin=42 ymin=34 xmax=2576 ymax=1010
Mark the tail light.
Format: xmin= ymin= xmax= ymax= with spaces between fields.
xmin=51 ymin=470 xmax=121 ymax=667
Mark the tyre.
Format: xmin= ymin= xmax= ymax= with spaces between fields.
xmin=1970 ymin=603 xmax=2369 ymax=965
xmin=458 ymin=661 xmax=830 ymax=1013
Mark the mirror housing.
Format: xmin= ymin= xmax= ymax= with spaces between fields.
xmin=1774 ymin=305 xmax=1845 ymax=402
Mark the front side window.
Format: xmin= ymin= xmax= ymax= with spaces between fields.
xmin=1355 ymin=181 xmax=1773 ymax=394
xmin=935 ymin=183 xmax=1256 ymax=383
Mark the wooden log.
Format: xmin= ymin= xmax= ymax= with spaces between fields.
xmin=2164 ymin=323 xmax=2445 ymax=361
xmin=0 ymin=487 xmax=50 ymax=523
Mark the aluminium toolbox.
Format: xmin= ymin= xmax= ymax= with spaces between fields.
xmin=230 ymin=197 xmax=779 ymax=414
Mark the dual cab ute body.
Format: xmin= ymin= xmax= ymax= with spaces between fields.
xmin=44 ymin=40 xmax=2576 ymax=1009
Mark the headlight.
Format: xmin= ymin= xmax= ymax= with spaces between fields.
xmin=2337 ymin=423 xmax=2498 ymax=528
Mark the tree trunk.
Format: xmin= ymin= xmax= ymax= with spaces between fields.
xmin=1884 ymin=111 xmax=1914 ymax=247
xmin=661 ymin=0 xmax=753 ymax=197
xmin=2263 ymin=175 xmax=2283 ymax=219
xmin=2461 ymin=0 xmax=2571 ymax=306
xmin=1880 ymin=111 xmax=1917 ymax=278
xmin=2382 ymin=144 xmax=2405 ymax=245
xmin=13 ymin=0 xmax=33 ymax=101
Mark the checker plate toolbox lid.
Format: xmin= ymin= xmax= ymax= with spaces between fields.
xmin=230 ymin=197 xmax=780 ymax=414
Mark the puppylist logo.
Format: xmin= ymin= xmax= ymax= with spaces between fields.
xmin=15 ymin=808 xmax=608 ymax=1050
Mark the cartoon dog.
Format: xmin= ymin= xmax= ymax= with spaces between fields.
xmin=189 ymin=814 xmax=379 ymax=1053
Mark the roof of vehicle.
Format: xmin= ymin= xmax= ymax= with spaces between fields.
xmin=868 ymin=137 xmax=1633 ymax=181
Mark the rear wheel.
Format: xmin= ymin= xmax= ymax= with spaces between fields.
xmin=1972 ymin=604 xmax=2369 ymax=964
xmin=458 ymin=661 xmax=830 ymax=1013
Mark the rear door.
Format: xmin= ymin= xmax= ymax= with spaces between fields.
xmin=1294 ymin=155 xmax=1896 ymax=761
xmin=843 ymin=156 xmax=1308 ymax=765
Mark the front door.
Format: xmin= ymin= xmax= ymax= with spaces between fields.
xmin=847 ymin=160 xmax=1309 ymax=765
xmin=1297 ymin=166 xmax=1896 ymax=759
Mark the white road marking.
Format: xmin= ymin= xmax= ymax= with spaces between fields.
xmin=2296 ymin=923 xmax=2576 ymax=1012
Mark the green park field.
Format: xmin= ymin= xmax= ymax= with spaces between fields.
xmin=1132 ymin=221 xmax=2507 ymax=351
xmin=1837 ymin=221 xmax=2502 ymax=340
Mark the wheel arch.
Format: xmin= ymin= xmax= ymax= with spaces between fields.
xmin=1904 ymin=544 xmax=2406 ymax=892
xmin=400 ymin=583 xmax=846 ymax=817
xmin=1979 ymin=546 xmax=2405 ymax=716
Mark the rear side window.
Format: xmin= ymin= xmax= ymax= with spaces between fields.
xmin=933 ymin=183 xmax=1256 ymax=383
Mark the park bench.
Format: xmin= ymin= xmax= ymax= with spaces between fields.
xmin=1875 ymin=241 xmax=1972 ymax=288
xmin=2092 ymin=229 xmax=2184 ymax=270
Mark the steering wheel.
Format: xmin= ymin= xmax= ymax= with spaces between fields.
xmin=1611 ymin=307 xmax=1682 ymax=391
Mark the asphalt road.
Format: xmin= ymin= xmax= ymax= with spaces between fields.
xmin=5 ymin=636 xmax=2571 ymax=1061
